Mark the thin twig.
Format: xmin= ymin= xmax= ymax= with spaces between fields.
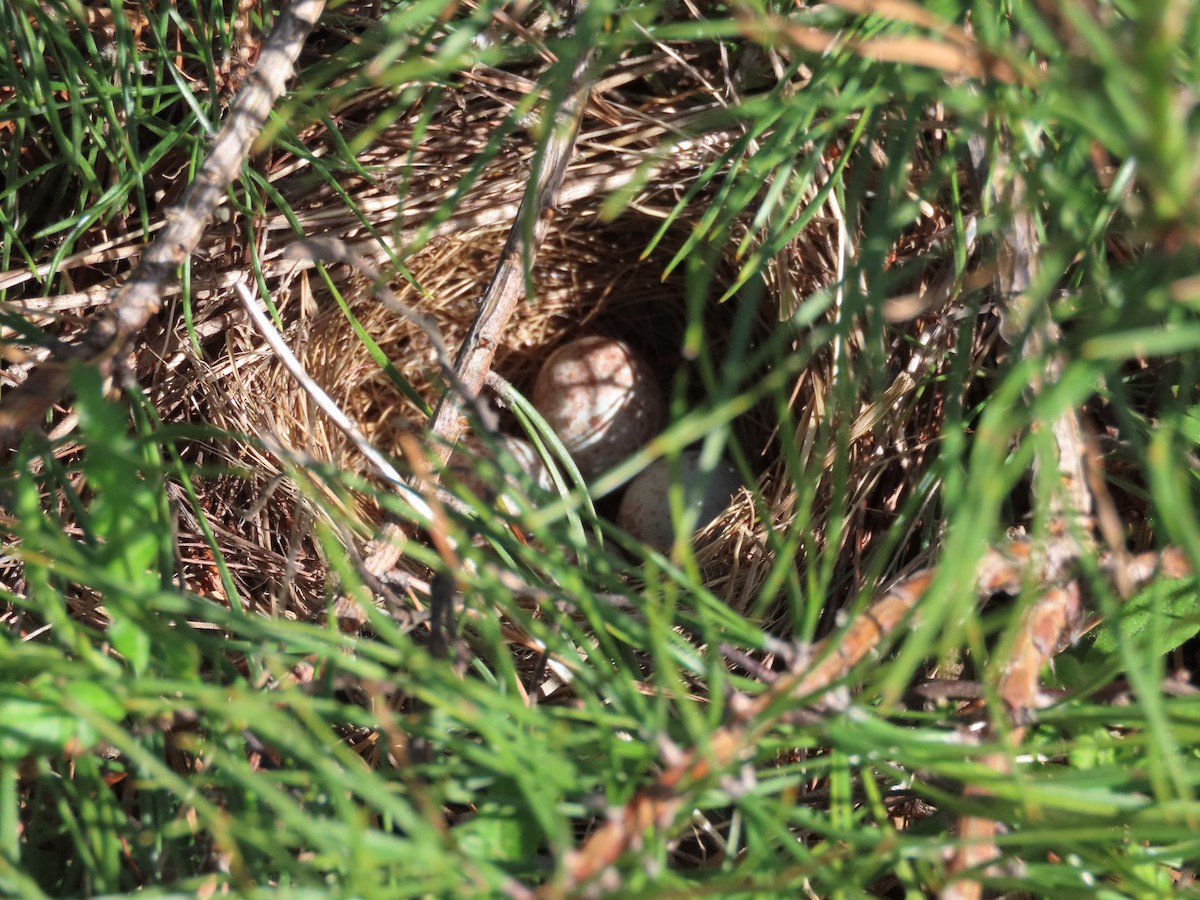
xmin=542 ymin=541 xmax=1190 ymax=896
xmin=359 ymin=46 xmax=596 ymax=580
xmin=0 ymin=0 xmax=326 ymax=450
xmin=428 ymin=47 xmax=597 ymax=462
xmin=943 ymin=133 xmax=1097 ymax=899
xmin=232 ymin=281 xmax=434 ymax=521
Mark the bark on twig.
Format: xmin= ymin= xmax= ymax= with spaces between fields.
xmin=0 ymin=0 xmax=326 ymax=450
xmin=359 ymin=47 xmax=596 ymax=581
xmin=542 ymin=542 xmax=1190 ymax=897
xmin=427 ymin=50 xmax=597 ymax=463
xmin=943 ymin=134 xmax=1097 ymax=899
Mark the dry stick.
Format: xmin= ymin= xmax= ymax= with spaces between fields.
xmin=541 ymin=542 xmax=1192 ymax=896
xmin=359 ymin=49 xmax=596 ymax=581
xmin=428 ymin=50 xmax=596 ymax=461
xmin=968 ymin=135 xmax=1093 ymax=540
xmin=232 ymin=281 xmax=435 ymax=521
xmin=0 ymin=0 xmax=327 ymax=450
xmin=281 ymin=236 xmax=495 ymax=432
xmin=942 ymin=136 xmax=1098 ymax=900
xmin=549 ymin=549 xmax=1022 ymax=895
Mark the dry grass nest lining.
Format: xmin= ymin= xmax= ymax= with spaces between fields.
xmin=129 ymin=75 xmax=986 ymax=630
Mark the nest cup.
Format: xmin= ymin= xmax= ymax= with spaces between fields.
xmin=158 ymin=75 xmax=960 ymax=634
xmin=174 ymin=187 xmax=787 ymax=617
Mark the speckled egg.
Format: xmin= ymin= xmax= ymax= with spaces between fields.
xmin=449 ymin=435 xmax=553 ymax=514
xmin=616 ymin=451 xmax=742 ymax=552
xmin=532 ymin=336 xmax=665 ymax=481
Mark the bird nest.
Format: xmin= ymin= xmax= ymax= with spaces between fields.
xmin=2 ymin=31 xmax=991 ymax=637
xmin=140 ymin=68 xmax=983 ymax=635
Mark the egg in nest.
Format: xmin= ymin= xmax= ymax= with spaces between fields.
xmin=532 ymin=336 xmax=666 ymax=481
xmin=616 ymin=451 xmax=742 ymax=552
xmin=449 ymin=434 xmax=552 ymax=515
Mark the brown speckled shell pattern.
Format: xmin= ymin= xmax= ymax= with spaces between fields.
xmin=532 ymin=336 xmax=666 ymax=480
